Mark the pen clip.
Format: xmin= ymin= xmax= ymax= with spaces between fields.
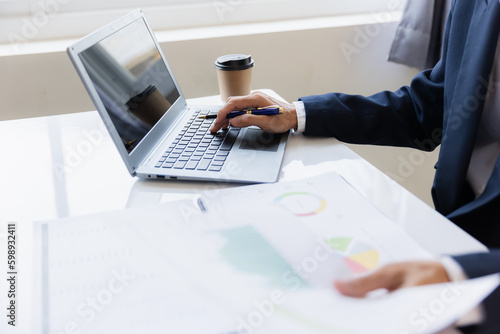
xmin=244 ymin=105 xmax=280 ymax=111
xmin=256 ymin=105 xmax=279 ymax=110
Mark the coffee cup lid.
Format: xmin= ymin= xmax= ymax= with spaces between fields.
xmin=215 ymin=54 xmax=254 ymax=71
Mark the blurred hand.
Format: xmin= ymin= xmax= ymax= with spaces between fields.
xmin=334 ymin=261 xmax=451 ymax=298
xmin=210 ymin=91 xmax=298 ymax=134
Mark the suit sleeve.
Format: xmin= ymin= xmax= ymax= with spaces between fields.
xmin=298 ymin=1 xmax=456 ymax=151
xmin=452 ymin=249 xmax=500 ymax=279
xmin=299 ymin=65 xmax=445 ymax=150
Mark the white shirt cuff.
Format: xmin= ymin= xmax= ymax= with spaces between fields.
xmin=293 ymin=101 xmax=306 ymax=133
xmin=440 ymin=256 xmax=484 ymax=327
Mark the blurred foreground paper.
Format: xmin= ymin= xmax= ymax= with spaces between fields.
xmin=31 ymin=172 xmax=499 ymax=334
xmin=260 ymin=275 xmax=500 ymax=334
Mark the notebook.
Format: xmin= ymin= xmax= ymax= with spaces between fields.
xmin=67 ymin=9 xmax=288 ymax=183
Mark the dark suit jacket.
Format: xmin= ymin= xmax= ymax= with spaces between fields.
xmin=299 ymin=0 xmax=500 ymax=279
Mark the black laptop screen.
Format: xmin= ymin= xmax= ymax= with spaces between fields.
xmin=79 ymin=18 xmax=180 ymax=153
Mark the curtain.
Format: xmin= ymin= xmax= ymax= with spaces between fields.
xmin=388 ymin=0 xmax=452 ymax=70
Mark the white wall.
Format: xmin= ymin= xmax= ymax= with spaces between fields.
xmin=0 ymin=17 xmax=439 ymax=206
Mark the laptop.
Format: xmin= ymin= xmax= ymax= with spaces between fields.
xmin=67 ymin=9 xmax=288 ymax=183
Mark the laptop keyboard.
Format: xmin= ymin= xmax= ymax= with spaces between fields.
xmin=154 ymin=109 xmax=240 ymax=172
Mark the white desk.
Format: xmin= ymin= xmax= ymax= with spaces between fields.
xmin=0 ymin=90 xmax=486 ymax=333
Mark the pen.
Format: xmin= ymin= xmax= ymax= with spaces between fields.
xmin=198 ymin=106 xmax=283 ymax=119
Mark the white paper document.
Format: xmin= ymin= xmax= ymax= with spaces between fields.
xmin=32 ymin=172 xmax=499 ymax=334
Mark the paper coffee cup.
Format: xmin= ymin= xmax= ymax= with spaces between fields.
xmin=215 ymin=54 xmax=254 ymax=101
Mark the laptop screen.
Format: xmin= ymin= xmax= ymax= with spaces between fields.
xmin=79 ymin=17 xmax=180 ymax=153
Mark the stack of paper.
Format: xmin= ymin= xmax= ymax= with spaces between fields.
xmin=31 ymin=172 xmax=498 ymax=334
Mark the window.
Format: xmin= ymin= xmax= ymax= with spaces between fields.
xmin=0 ymin=0 xmax=405 ymax=45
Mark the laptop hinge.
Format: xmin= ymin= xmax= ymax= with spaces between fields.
xmin=140 ymin=106 xmax=192 ymax=168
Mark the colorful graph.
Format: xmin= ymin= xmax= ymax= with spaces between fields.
xmin=326 ymin=237 xmax=380 ymax=274
xmin=213 ymin=226 xmax=307 ymax=288
xmin=274 ymin=192 xmax=327 ymax=217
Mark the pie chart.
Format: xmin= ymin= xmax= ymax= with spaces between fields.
xmin=274 ymin=192 xmax=327 ymax=217
xmin=325 ymin=237 xmax=380 ymax=274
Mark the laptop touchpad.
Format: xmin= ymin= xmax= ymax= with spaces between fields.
xmin=239 ymin=128 xmax=281 ymax=152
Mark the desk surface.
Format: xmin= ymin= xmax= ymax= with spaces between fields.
xmin=0 ymin=90 xmax=486 ymax=333
xmin=0 ymin=89 xmax=485 ymax=254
